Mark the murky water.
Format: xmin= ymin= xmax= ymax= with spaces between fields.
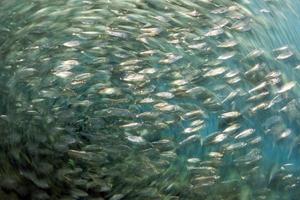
xmin=1 ymin=0 xmax=300 ymax=199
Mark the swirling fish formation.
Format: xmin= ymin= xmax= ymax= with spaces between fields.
xmin=0 ymin=0 xmax=300 ymax=199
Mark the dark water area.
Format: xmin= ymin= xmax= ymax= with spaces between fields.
xmin=1 ymin=0 xmax=300 ymax=199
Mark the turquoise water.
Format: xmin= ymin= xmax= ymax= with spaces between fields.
xmin=1 ymin=0 xmax=300 ymax=199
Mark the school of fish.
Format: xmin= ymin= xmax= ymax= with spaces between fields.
xmin=0 ymin=0 xmax=300 ymax=199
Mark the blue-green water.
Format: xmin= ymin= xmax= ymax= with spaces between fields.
xmin=1 ymin=0 xmax=300 ymax=199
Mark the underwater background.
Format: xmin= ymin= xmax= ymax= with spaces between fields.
xmin=1 ymin=0 xmax=300 ymax=199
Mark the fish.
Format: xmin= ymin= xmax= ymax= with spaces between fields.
xmin=217 ymin=40 xmax=239 ymax=48
xmin=249 ymin=82 xmax=267 ymax=93
xmin=159 ymin=54 xmax=183 ymax=64
xmin=277 ymin=82 xmax=296 ymax=94
xmin=234 ymin=129 xmax=255 ymax=139
xmin=221 ymin=111 xmax=241 ymax=119
xmin=63 ymin=40 xmax=80 ymax=47
xmin=217 ymin=51 xmax=236 ymax=60
xmin=203 ymin=67 xmax=226 ymax=77
xmin=204 ymin=28 xmax=224 ymax=37
xmin=155 ymin=92 xmax=174 ymax=99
